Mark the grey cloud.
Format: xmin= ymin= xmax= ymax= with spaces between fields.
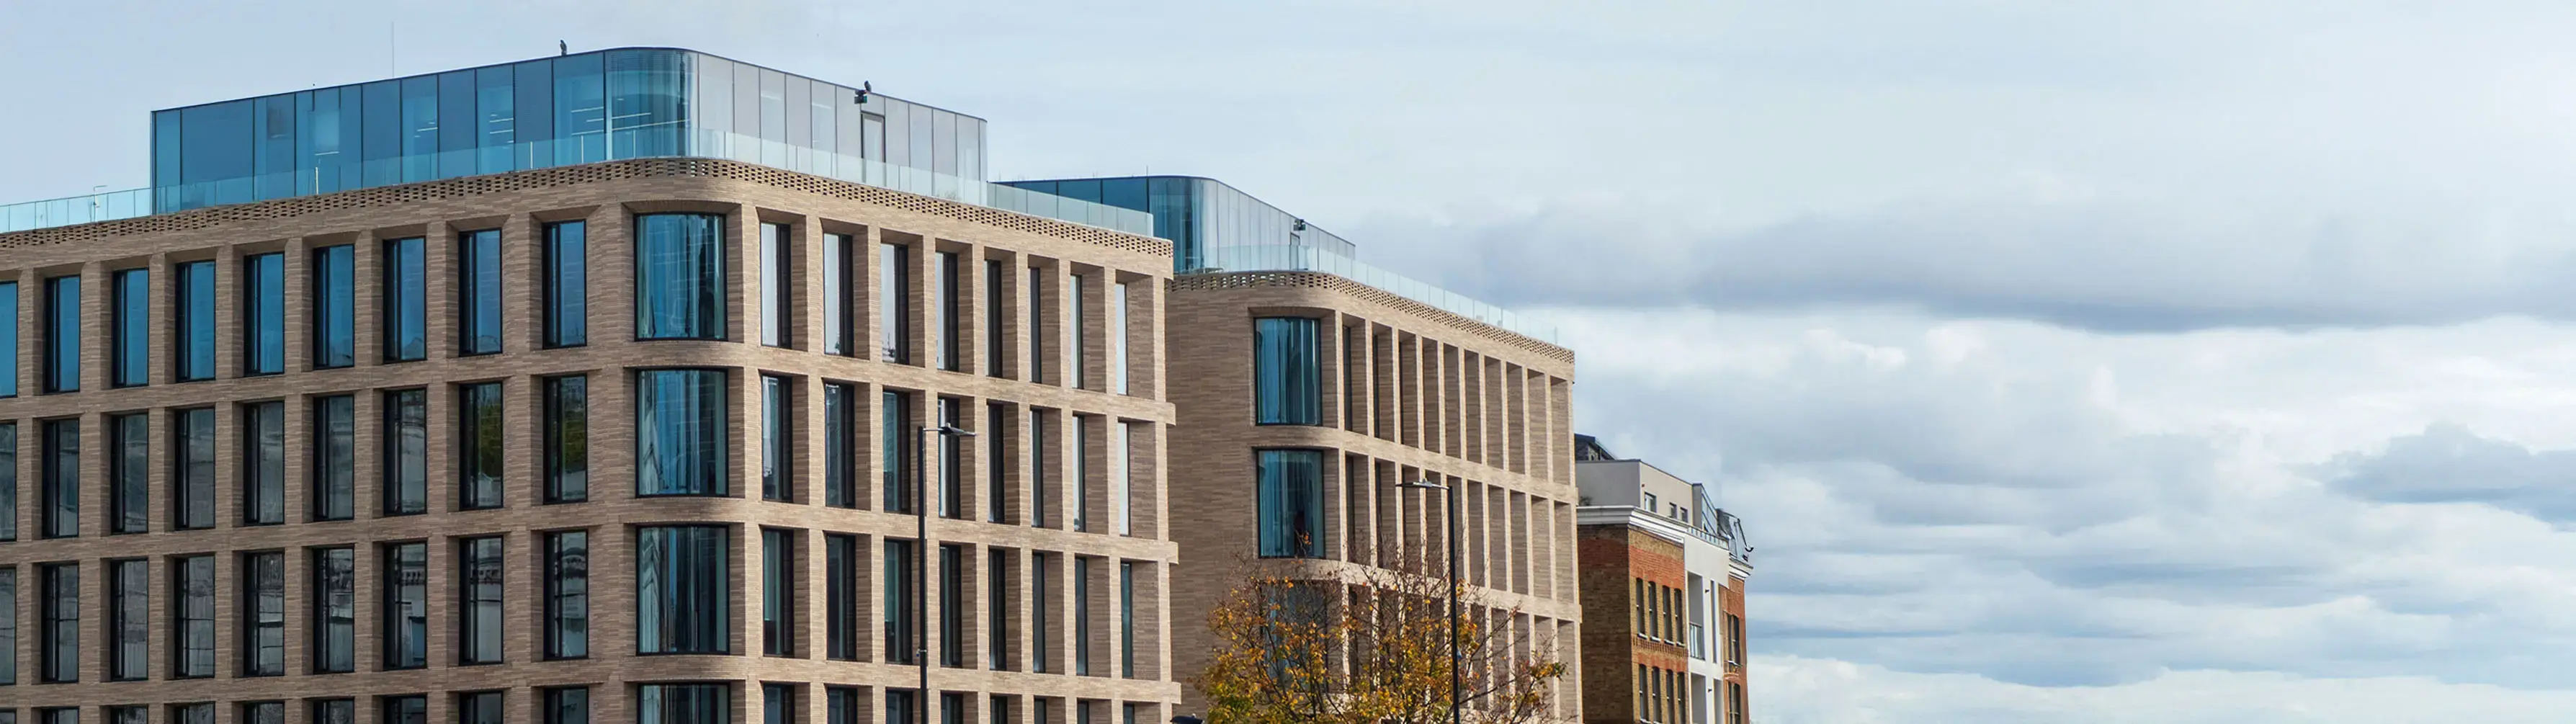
xmin=2325 ymin=424 xmax=2576 ymax=522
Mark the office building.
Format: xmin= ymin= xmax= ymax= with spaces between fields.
xmin=0 ymin=48 xmax=1182 ymax=724
xmin=1573 ymin=435 xmax=1752 ymax=724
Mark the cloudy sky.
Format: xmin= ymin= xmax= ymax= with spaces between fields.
xmin=12 ymin=1 xmax=2576 ymax=720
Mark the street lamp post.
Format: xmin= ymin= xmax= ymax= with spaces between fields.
xmin=918 ymin=422 xmax=976 ymax=724
xmin=1398 ymin=478 xmax=1462 ymax=724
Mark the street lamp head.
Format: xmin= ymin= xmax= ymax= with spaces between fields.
xmin=1398 ymin=479 xmax=1448 ymax=491
xmin=929 ymin=424 xmax=978 ymax=438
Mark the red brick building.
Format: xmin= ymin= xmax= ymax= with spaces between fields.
xmin=1574 ymin=436 xmax=1751 ymax=724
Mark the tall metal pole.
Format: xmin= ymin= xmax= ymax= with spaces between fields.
xmin=916 ymin=425 xmax=931 ymax=724
xmin=1446 ymin=483 xmax=1462 ymax=724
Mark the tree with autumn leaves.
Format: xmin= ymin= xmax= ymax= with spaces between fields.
xmin=1193 ymin=552 xmax=1570 ymax=724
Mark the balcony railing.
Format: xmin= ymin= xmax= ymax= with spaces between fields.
xmin=1198 ymin=244 xmax=1561 ymax=344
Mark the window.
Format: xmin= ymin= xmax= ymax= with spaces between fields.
xmin=545 ymin=220 xmax=589 ymax=347
xmin=636 ymin=213 xmax=726 ymax=340
xmin=459 ymin=383 xmax=504 ymax=509
xmin=762 ymin=528 xmax=792 ymax=656
xmin=881 ymin=242 xmax=911 ymax=362
xmin=943 ymin=694 xmax=967 ymax=724
xmin=242 ymin=551 xmax=285 ymax=675
xmin=823 ymin=233 xmax=852 ymax=355
xmin=108 ymin=558 xmax=146 ymax=681
xmin=109 ymin=413 xmax=147 ymax=534
xmin=937 ymin=251 xmax=960 ymax=370
xmin=1120 ymin=560 xmax=1136 ymax=678
xmin=1072 ymin=421 xmax=1091 ymax=532
xmin=245 ymin=252 xmax=285 ymax=374
xmin=638 ymin=525 xmax=729 ymax=654
xmin=885 ymin=538 xmax=916 ymax=664
xmin=824 ymin=383 xmax=856 ymax=508
xmin=638 ymin=370 xmax=729 ymax=496
xmin=544 ymin=687 xmax=591 ymax=724
xmin=459 ymin=229 xmax=503 ymax=354
xmin=43 ymin=275 xmax=78 ymax=393
xmin=638 ymin=684 xmax=730 ymax=724
xmin=988 ymin=548 xmax=1009 ymax=669
xmin=1074 ymin=557 xmax=1092 ymax=676
xmin=1255 ymin=450 xmax=1325 ymax=558
xmin=939 ymin=544 xmax=963 ymax=667
xmin=762 ymin=375 xmax=789 ymax=501
xmin=383 ymin=542 xmax=429 ymax=669
xmin=761 ymin=222 xmax=789 ymax=347
xmin=990 ymin=697 xmax=1011 ymax=724
xmin=0 ymin=424 xmax=12 ymax=542
xmin=1255 ymin=318 xmax=1320 ymax=425
xmin=987 ymin=403 xmax=1008 ymax=522
xmin=939 ymin=397 xmax=963 ymax=519
xmin=107 ymin=707 xmax=145 ymax=724
xmin=764 ymin=685 xmax=793 ymax=724
xmin=313 ymin=395 xmax=356 ymax=520
xmin=383 ymin=389 xmax=428 ymax=515
xmin=0 ymin=281 xmax=15 ymax=396
xmin=824 ymin=534 xmax=859 ymax=660
xmin=382 ymin=236 xmax=426 ymax=362
xmin=1032 ymin=553 xmax=1052 ymax=672
xmin=1027 ymin=266 xmax=1044 ymax=383
xmin=458 ymin=693 xmax=504 ymax=724
xmin=546 ymin=531 xmax=591 ymax=659
xmin=1070 ymin=273 xmax=1087 ymax=389
xmin=1030 ymin=413 xmax=1050 ymax=528
xmin=828 ymin=688 xmax=863 ymax=724
xmin=883 ymin=390 xmax=913 ymax=512
xmin=311 ymin=700 xmax=356 ymax=724
xmin=1111 ymin=281 xmax=1129 ymax=395
xmin=39 ymin=563 xmax=76 ymax=682
xmin=0 ymin=567 xmax=12 ymax=684
xmin=1113 ymin=423 xmax=1131 ymax=536
xmin=546 ymin=375 xmax=591 ymax=502
xmin=886 ymin=691 xmax=918 ymax=724
xmin=313 ymin=547 xmax=355 ymax=673
xmin=311 ymin=246 xmax=355 ymax=368
xmin=172 ymin=555 xmax=214 ymax=678
xmin=40 ymin=419 xmax=76 ymax=539
xmin=459 ymin=536 xmax=504 ymax=663
xmin=244 ymin=401 xmax=285 ymax=524
xmin=174 ymin=407 xmax=215 ymax=529
xmin=380 ymin=695 xmax=426 ymax=724
xmin=985 ymin=259 xmax=1004 ymax=377
xmin=110 ymin=268 xmax=148 ymax=387
xmin=36 ymin=711 xmax=73 ymax=724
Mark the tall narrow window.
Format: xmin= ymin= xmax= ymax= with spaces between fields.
xmin=762 ymin=375 xmax=789 ymax=501
xmin=987 ymin=403 xmax=1007 ymax=523
xmin=383 ymin=542 xmax=428 ymax=669
xmin=546 ymin=375 xmax=590 ymax=503
xmin=459 ymin=383 xmax=504 ymax=509
xmin=638 ymin=370 xmax=728 ymax=496
xmin=383 ymin=389 xmax=428 ymax=515
xmin=544 ymin=220 xmax=589 ymax=347
xmin=243 ymin=401 xmax=285 ymax=525
xmin=242 ymin=551 xmax=285 ymax=676
xmin=1255 ymin=318 xmax=1321 ymax=425
xmin=635 ymin=213 xmax=726 ymax=340
xmin=1027 ymin=266 xmax=1044 ymax=383
xmin=544 ymin=687 xmax=591 ymax=724
xmin=313 ymin=547 xmax=355 ymax=674
xmin=43 ymin=275 xmax=79 ymax=393
xmin=1031 ymin=413 xmax=1051 ymax=528
xmin=638 ymin=684 xmax=730 ymax=724
xmin=0 ymin=567 xmax=15 ymax=684
xmin=764 ymin=686 xmax=793 ymax=724
xmin=40 ymin=419 xmax=76 ymax=539
xmin=460 ymin=536 xmax=504 ymax=664
xmin=637 ymin=525 xmax=729 ymax=654
xmin=545 ymin=531 xmax=590 ymax=659
xmin=109 ymin=558 xmax=147 ymax=681
xmin=824 ymin=383 xmax=855 ymax=508
xmin=823 ymin=233 xmax=851 ymax=355
xmin=110 ymin=268 xmax=148 ymax=387
xmin=1119 ymin=560 xmax=1135 ymax=678
xmin=109 ymin=412 xmax=147 ymax=534
xmin=1111 ymin=282 xmax=1129 ymax=395
xmin=0 ymin=280 xmax=17 ymax=397
xmin=382 ymin=236 xmax=426 ymax=362
xmin=761 ymin=222 xmax=788 ymax=347
xmin=936 ymin=251 xmax=960 ymax=371
xmin=762 ymin=528 xmax=792 ymax=656
xmin=175 ymin=407 xmax=216 ymax=529
xmin=458 ymin=692 xmax=505 ymax=724
xmin=940 ymin=544 xmax=964 ymax=668
xmin=828 ymin=688 xmax=862 ymax=724
xmin=887 ymin=692 xmax=918 ymax=724
xmin=310 ymin=246 xmax=355 ymax=368
xmin=884 ymin=538 xmax=916 ymax=664
xmin=381 ymin=695 xmax=426 ymax=724
xmin=939 ymin=397 xmax=963 ymax=519
xmin=1032 ymin=553 xmax=1052 ymax=672
xmin=1112 ymin=423 xmax=1130 ymax=536
xmin=1073 ymin=557 xmax=1092 ymax=676
xmin=988 ymin=548 xmax=1009 ymax=669
xmin=313 ymin=395 xmax=356 ymax=521
xmin=313 ymin=700 xmax=357 ymax=724
xmin=0 ymin=423 xmax=14 ymax=542
xmin=246 ymin=252 xmax=285 ymax=374
xmin=882 ymin=390 xmax=914 ymax=512
xmin=985 ymin=259 xmax=1004 ymax=377
xmin=1072 ymin=420 xmax=1091 ymax=532
xmin=1070 ymin=273 xmax=1087 ymax=389
xmin=825 ymin=534 xmax=858 ymax=660
xmin=459 ymin=229 xmax=503 ymax=355
xmin=881 ymin=243 xmax=911 ymax=362
xmin=173 ymin=555 xmax=215 ymax=678
xmin=39 ymin=563 xmax=77 ymax=682
xmin=1261 ymin=451 xmax=1326 ymax=555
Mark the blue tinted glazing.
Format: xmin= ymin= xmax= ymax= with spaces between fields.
xmin=400 ymin=76 xmax=438 ymax=182
xmin=0 ymin=281 xmax=17 ymax=397
xmin=1257 ymin=450 xmax=1325 ymax=558
xmin=383 ymin=237 xmax=426 ymax=362
xmin=311 ymin=246 xmax=354 ymax=368
xmin=636 ymin=527 xmax=730 ymax=655
xmin=637 ymin=369 xmax=728 ymax=496
xmin=459 ymin=229 xmax=502 ymax=354
xmin=298 ymin=87 xmax=357 ymax=195
xmin=361 ymin=80 xmax=400 ymax=187
xmin=477 ymin=66 xmax=516 ymax=174
xmin=555 ymin=53 xmax=607 ymax=165
xmin=1254 ymin=317 xmax=1320 ymax=425
xmin=383 ymin=389 xmax=429 ymax=515
xmin=514 ymin=58 xmax=554 ymax=148
xmin=246 ymin=253 xmax=285 ymax=375
xmin=182 ymin=100 xmax=254 ymax=207
xmin=545 ymin=221 xmax=589 ymax=347
xmin=110 ymin=269 xmax=147 ymax=388
xmin=174 ymin=261 xmax=215 ymax=380
xmin=255 ymin=95 xmax=297 ymax=201
xmin=153 ymin=111 xmax=184 ymax=195
xmin=44 ymin=275 xmax=79 ymax=393
xmin=437 ymin=70 xmax=476 ymax=179
xmin=607 ymin=49 xmax=687 ymax=158
xmin=635 ymin=213 xmax=725 ymax=340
